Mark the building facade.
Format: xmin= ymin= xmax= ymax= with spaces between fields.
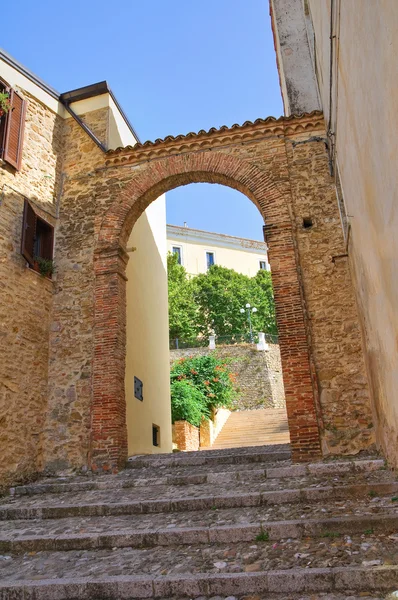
xmin=270 ymin=0 xmax=398 ymax=466
xmin=167 ymin=224 xmax=270 ymax=277
xmin=0 ymin=40 xmax=381 ymax=485
xmin=0 ymin=49 xmax=171 ymax=488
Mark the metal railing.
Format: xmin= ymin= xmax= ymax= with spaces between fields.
xmin=169 ymin=332 xmax=278 ymax=350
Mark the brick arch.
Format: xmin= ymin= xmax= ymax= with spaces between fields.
xmin=93 ymin=151 xmax=321 ymax=471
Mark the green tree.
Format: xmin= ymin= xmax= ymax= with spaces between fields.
xmin=192 ymin=265 xmax=277 ymax=338
xmin=167 ymin=252 xmax=199 ymax=341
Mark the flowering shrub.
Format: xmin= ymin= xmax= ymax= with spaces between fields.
xmin=170 ymin=353 xmax=240 ymax=426
xmin=170 ymin=380 xmax=208 ymax=427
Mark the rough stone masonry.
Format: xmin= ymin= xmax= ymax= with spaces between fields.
xmin=1 ymin=96 xmax=376 ymax=485
xmin=170 ymin=344 xmax=286 ymax=411
xmin=47 ymin=111 xmax=374 ymax=472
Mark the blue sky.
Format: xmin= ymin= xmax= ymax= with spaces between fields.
xmin=2 ymin=1 xmax=282 ymax=240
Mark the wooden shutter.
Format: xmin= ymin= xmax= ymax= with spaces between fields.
xmin=40 ymin=221 xmax=54 ymax=260
xmin=21 ymin=199 xmax=36 ymax=265
xmin=3 ymin=89 xmax=27 ymax=170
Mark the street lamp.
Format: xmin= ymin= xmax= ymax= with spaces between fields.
xmin=240 ymin=303 xmax=258 ymax=343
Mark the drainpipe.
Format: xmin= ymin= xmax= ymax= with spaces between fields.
xmin=328 ymin=0 xmax=335 ymax=174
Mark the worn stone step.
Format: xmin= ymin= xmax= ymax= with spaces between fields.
xmin=0 ymin=568 xmax=396 ymax=599
xmin=126 ymin=447 xmax=291 ymax=469
xmin=1 ymin=509 xmax=397 ymax=554
xmin=10 ymin=459 xmax=386 ymax=497
xmin=0 ymin=534 xmax=398 ymax=598
xmin=1 ymin=479 xmax=398 ymax=521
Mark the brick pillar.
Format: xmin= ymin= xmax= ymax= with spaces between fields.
xmin=264 ymin=223 xmax=321 ymax=461
xmin=92 ymin=246 xmax=129 ymax=472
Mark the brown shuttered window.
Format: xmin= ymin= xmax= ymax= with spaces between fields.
xmin=2 ymin=89 xmax=27 ymax=170
xmin=21 ymin=199 xmax=37 ymax=265
xmin=21 ymin=199 xmax=54 ymax=277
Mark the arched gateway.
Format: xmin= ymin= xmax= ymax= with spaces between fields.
xmin=45 ymin=111 xmax=374 ymax=474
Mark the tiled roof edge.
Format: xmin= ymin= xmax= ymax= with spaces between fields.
xmin=107 ymin=110 xmax=323 ymax=155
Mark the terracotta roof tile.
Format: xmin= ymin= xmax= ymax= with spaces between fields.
xmin=106 ymin=111 xmax=323 ymax=155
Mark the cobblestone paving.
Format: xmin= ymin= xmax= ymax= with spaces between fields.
xmin=0 ymin=533 xmax=397 ymax=580
xmin=0 ymin=495 xmax=397 ymax=539
xmin=2 ymin=470 xmax=395 ymax=512
xmin=0 ymin=447 xmax=397 ymax=598
xmin=141 ymin=597 xmax=386 ymax=600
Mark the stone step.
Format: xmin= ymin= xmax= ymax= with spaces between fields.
xmin=126 ymin=447 xmax=291 ymax=469
xmin=210 ymin=409 xmax=290 ymax=450
xmin=0 ymin=569 xmax=396 ymax=599
xmin=0 ymin=535 xmax=397 ymax=598
xmin=1 ymin=508 xmax=397 ymax=554
xmin=1 ymin=479 xmax=397 ymax=520
xmin=10 ymin=459 xmax=386 ymax=497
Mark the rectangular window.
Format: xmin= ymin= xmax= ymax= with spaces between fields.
xmin=206 ymin=252 xmax=215 ymax=269
xmin=172 ymin=246 xmax=182 ymax=264
xmin=152 ymin=424 xmax=160 ymax=447
xmin=0 ymin=79 xmax=27 ymax=170
xmin=259 ymin=261 xmax=267 ymax=270
xmin=21 ymin=199 xmax=54 ymax=277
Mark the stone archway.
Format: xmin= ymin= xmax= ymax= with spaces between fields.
xmin=92 ymin=147 xmax=322 ymax=471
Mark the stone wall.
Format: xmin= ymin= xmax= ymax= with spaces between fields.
xmin=172 ymin=420 xmax=200 ymax=452
xmin=44 ymin=112 xmax=374 ymax=470
xmin=170 ymin=345 xmax=285 ymax=411
xmin=1 ymin=105 xmax=378 ymax=483
xmin=0 ymin=89 xmax=64 ymax=489
xmin=44 ymin=110 xmax=107 ymax=472
xmin=283 ymin=136 xmax=374 ymax=455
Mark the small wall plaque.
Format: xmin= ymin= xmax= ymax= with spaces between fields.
xmin=134 ymin=376 xmax=143 ymax=401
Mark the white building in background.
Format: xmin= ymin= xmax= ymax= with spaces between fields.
xmin=167 ymin=224 xmax=269 ymax=277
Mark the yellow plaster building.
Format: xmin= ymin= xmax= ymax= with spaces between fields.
xmin=167 ymin=224 xmax=269 ymax=277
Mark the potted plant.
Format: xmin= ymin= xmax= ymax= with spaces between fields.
xmin=0 ymin=92 xmax=10 ymax=118
xmin=34 ymin=256 xmax=54 ymax=278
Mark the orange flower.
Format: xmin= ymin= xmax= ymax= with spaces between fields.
xmin=204 ymin=380 xmax=210 ymax=386
xmin=213 ymin=377 xmax=219 ymax=382
xmin=190 ymin=369 xmax=198 ymax=375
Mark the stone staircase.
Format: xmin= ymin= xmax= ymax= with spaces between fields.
xmin=0 ymin=444 xmax=397 ymax=599
xmin=211 ymin=408 xmax=290 ymax=449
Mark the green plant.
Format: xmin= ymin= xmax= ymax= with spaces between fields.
xmin=364 ymin=528 xmax=374 ymax=535
xmin=35 ymin=256 xmax=54 ymax=278
xmin=170 ymin=353 xmax=240 ymax=415
xmin=170 ymin=380 xmax=208 ymax=427
xmin=255 ymin=526 xmax=270 ymax=542
xmin=321 ymin=531 xmax=341 ymax=538
xmin=0 ymin=92 xmax=10 ymax=115
xmin=368 ymin=490 xmax=377 ymax=498
xmin=391 ymin=496 xmax=398 ymax=502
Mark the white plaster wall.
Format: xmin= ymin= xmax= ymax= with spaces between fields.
xmin=0 ymin=54 xmax=63 ymax=115
xmin=125 ymin=195 xmax=172 ymax=456
xmin=167 ymin=238 xmax=269 ymax=277
xmin=308 ymin=0 xmax=398 ymax=463
xmin=270 ymin=0 xmax=320 ymax=114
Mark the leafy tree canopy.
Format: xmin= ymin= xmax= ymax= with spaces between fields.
xmin=167 ymin=252 xmax=199 ymax=340
xmin=167 ymin=255 xmax=277 ymax=341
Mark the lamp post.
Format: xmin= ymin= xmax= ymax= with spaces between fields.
xmin=240 ymin=303 xmax=258 ymax=343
